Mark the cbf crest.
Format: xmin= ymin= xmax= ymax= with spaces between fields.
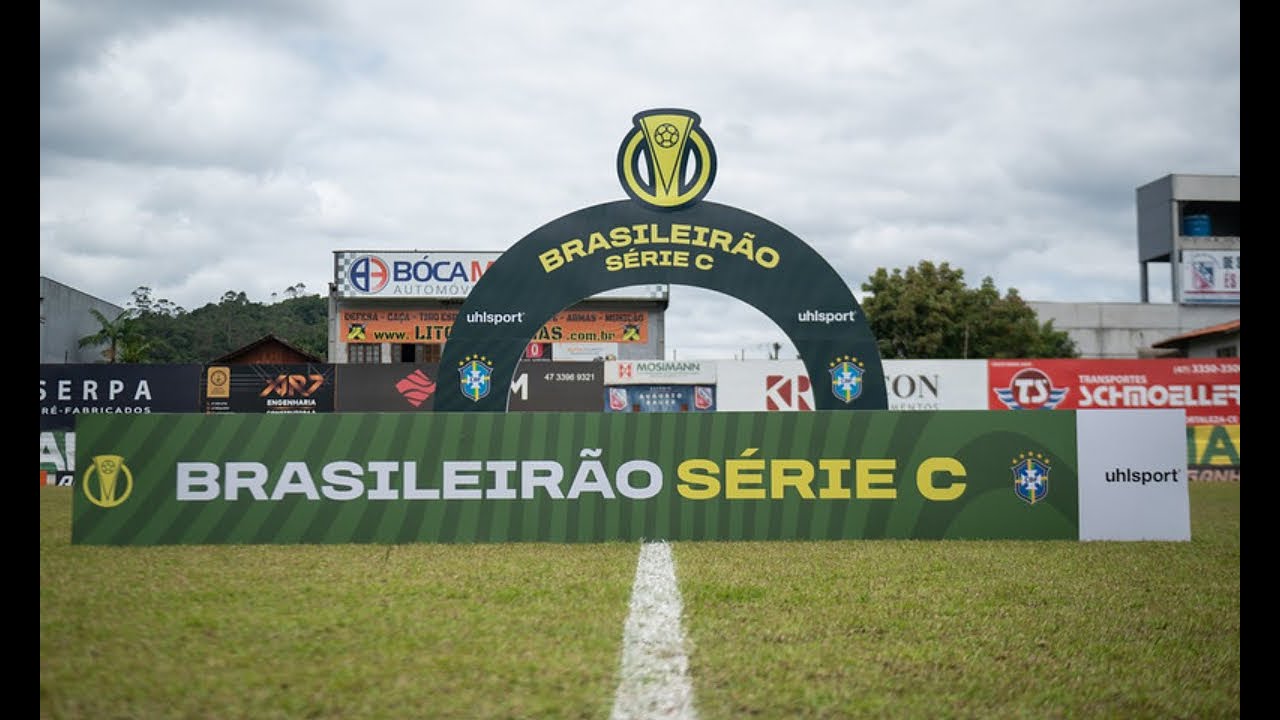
xmin=829 ymin=355 xmax=865 ymax=403
xmin=1011 ymin=451 xmax=1051 ymax=505
xmin=458 ymin=355 xmax=494 ymax=402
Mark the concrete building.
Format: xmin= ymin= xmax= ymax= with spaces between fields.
xmin=39 ymin=276 xmax=127 ymax=363
xmin=1029 ymin=174 xmax=1239 ymax=358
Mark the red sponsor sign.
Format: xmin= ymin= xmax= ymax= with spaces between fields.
xmin=988 ymin=359 xmax=1239 ymax=425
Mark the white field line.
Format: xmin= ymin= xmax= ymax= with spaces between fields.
xmin=610 ymin=540 xmax=698 ymax=720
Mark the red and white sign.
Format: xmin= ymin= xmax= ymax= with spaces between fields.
xmin=988 ymin=359 xmax=1239 ymax=426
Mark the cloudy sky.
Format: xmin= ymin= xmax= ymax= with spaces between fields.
xmin=40 ymin=0 xmax=1239 ymax=360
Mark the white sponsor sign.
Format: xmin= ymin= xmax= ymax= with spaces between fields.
xmin=1076 ymin=409 xmax=1191 ymax=540
xmin=553 ymin=342 xmax=618 ymax=361
xmin=713 ymin=359 xmax=988 ymax=411
xmin=605 ymin=360 xmax=716 ymax=385
xmin=1179 ymin=249 xmax=1240 ymax=305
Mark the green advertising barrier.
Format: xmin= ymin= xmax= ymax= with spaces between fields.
xmin=73 ymin=410 xmax=1097 ymax=545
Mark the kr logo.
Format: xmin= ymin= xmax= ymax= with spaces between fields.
xmin=766 ymin=374 xmax=812 ymax=411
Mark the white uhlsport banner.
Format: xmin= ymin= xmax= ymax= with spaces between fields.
xmin=1076 ymin=409 xmax=1191 ymax=541
xmin=713 ymin=359 xmax=988 ymax=412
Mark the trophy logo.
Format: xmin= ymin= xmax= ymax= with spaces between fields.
xmin=81 ymin=454 xmax=134 ymax=508
xmin=616 ymin=108 xmax=717 ymax=210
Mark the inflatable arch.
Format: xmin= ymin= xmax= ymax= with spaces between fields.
xmin=436 ymin=109 xmax=887 ymax=412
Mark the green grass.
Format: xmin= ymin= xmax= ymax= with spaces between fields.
xmin=40 ymin=483 xmax=1239 ymax=719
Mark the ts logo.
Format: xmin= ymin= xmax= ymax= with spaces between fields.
xmin=994 ymin=368 xmax=1068 ymax=410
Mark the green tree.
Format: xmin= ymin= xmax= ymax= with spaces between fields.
xmin=77 ymin=308 xmax=143 ymax=363
xmin=115 ymin=286 xmax=327 ymax=362
xmin=860 ymin=260 xmax=1077 ymax=359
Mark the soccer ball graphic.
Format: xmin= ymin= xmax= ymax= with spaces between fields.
xmin=653 ymin=123 xmax=680 ymax=148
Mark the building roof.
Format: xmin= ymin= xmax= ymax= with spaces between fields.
xmin=1151 ymin=318 xmax=1240 ymax=349
xmin=209 ymin=333 xmax=325 ymax=364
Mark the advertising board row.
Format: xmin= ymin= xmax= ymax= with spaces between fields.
xmin=40 ymin=358 xmax=1239 ymax=486
xmin=70 ymin=408 xmax=1192 ymax=544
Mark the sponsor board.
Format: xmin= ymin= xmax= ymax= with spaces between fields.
xmin=203 ymin=363 xmax=336 ymax=414
xmin=1186 ymin=424 xmax=1239 ymax=468
xmin=605 ymin=360 xmax=717 ymax=385
xmin=340 ymin=307 xmax=648 ymax=344
xmin=71 ymin=409 xmax=1187 ymax=544
xmin=603 ymin=385 xmax=716 ymax=412
xmin=1077 ymin=410 xmax=1190 ymax=540
xmin=40 ymin=364 xmax=203 ymax=431
xmin=988 ymin=358 xmax=1239 ymax=425
xmin=335 ymin=364 xmax=441 ymax=411
xmin=714 ymin=360 xmax=987 ymax=412
xmin=332 ymin=362 xmax=604 ymax=412
xmin=508 ymin=362 xmax=604 ymax=412
xmin=40 ymin=430 xmax=76 ymax=486
xmin=1178 ymin=249 xmax=1240 ymax=305
xmin=552 ymin=342 xmax=618 ymax=361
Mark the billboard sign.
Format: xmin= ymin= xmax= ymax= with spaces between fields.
xmin=605 ymin=360 xmax=717 ymax=385
xmin=987 ymin=359 xmax=1239 ymax=426
xmin=70 ymin=409 xmax=1189 ymax=544
xmin=1179 ymin=249 xmax=1240 ymax=305
xmin=335 ymin=250 xmax=668 ymax=302
xmin=714 ymin=360 xmax=988 ymax=412
xmin=604 ymin=385 xmax=716 ymax=412
xmin=340 ymin=307 xmax=648 ymax=345
xmin=203 ymin=363 xmax=335 ymax=414
xmin=40 ymin=364 xmax=203 ymax=431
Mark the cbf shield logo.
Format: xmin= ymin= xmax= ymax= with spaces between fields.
xmin=829 ymin=356 xmax=865 ymax=403
xmin=458 ymin=355 xmax=493 ymax=402
xmin=1011 ymin=451 xmax=1051 ymax=505
xmin=617 ymin=108 xmax=717 ymax=210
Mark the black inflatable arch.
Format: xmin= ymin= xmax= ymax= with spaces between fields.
xmin=435 ymin=199 xmax=887 ymax=412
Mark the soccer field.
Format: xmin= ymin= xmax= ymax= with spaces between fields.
xmin=39 ymin=482 xmax=1239 ymax=719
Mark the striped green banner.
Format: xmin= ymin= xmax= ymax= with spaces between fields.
xmin=72 ymin=410 xmax=1078 ymax=544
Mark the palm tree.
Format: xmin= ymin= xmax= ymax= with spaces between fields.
xmin=77 ymin=309 xmax=140 ymax=363
xmin=117 ymin=333 xmax=154 ymax=363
